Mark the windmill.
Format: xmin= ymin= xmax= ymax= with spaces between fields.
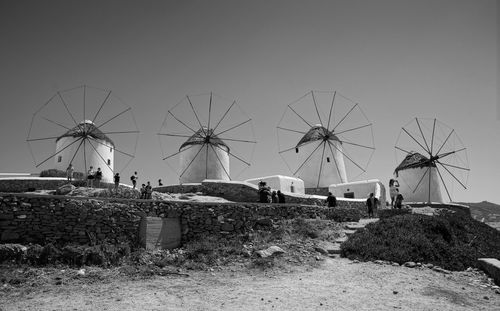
xmin=277 ymin=91 xmax=375 ymax=190
xmin=158 ymin=93 xmax=256 ymax=184
xmin=394 ymin=118 xmax=470 ymax=203
xmin=26 ymin=85 xmax=139 ymax=182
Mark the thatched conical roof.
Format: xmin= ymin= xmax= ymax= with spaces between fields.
xmin=296 ymin=124 xmax=340 ymax=148
xmin=180 ymin=127 xmax=229 ymax=151
xmin=395 ymin=152 xmax=435 ymax=174
xmin=56 ymin=120 xmax=114 ymax=146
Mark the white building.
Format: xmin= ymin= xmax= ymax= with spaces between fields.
xmin=179 ymin=127 xmax=230 ymax=184
xmin=245 ymin=175 xmax=305 ymax=194
xmin=54 ymin=120 xmax=114 ymax=182
xmin=328 ymin=179 xmax=386 ymax=203
xmin=394 ymin=152 xmax=444 ymax=203
xmin=295 ymin=124 xmax=347 ymax=188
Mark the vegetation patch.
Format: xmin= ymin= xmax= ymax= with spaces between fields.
xmin=340 ymin=212 xmax=500 ymax=270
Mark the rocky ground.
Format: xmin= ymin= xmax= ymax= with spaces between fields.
xmin=1 ymin=255 xmax=500 ymax=311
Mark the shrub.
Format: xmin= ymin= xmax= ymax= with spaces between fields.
xmin=325 ymin=207 xmax=361 ymax=222
xmin=340 ymin=213 xmax=500 ymax=271
xmin=39 ymin=169 xmax=84 ymax=179
xmin=378 ymin=208 xmax=412 ymax=219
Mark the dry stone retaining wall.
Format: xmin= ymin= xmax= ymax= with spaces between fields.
xmin=0 ymin=193 xmax=361 ymax=247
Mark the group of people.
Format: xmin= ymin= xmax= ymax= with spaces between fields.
xmin=258 ymin=181 xmax=286 ymax=203
xmin=140 ymin=181 xmax=153 ymax=199
xmin=389 ymin=179 xmax=404 ymax=209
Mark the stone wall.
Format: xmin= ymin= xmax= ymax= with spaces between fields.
xmin=0 ymin=193 xmax=361 ymax=247
xmin=0 ymin=178 xmax=128 ymax=193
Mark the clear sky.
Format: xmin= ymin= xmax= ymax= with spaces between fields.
xmin=0 ymin=0 xmax=498 ymax=203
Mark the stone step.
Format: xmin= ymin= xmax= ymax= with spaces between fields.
xmin=345 ymin=224 xmax=365 ymax=230
xmin=344 ymin=229 xmax=357 ymax=236
xmin=335 ymin=236 xmax=348 ymax=243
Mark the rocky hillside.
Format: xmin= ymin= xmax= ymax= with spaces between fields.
xmin=460 ymin=201 xmax=500 ymax=223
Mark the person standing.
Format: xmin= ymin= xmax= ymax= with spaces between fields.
xmin=395 ymin=189 xmax=404 ymax=209
xmin=131 ymin=171 xmax=138 ymax=189
xmin=87 ymin=166 xmax=95 ymax=188
xmin=146 ymin=181 xmax=153 ymax=199
xmin=114 ymin=173 xmax=120 ymax=193
xmin=389 ymin=179 xmax=400 ymax=208
xmin=366 ymin=193 xmax=379 ymax=218
xmin=326 ymin=192 xmax=337 ymax=207
xmin=271 ymin=190 xmax=278 ymax=203
xmin=277 ymin=190 xmax=285 ymax=203
xmin=94 ymin=168 xmax=102 ymax=188
xmin=140 ymin=184 xmax=146 ymax=199
xmin=66 ymin=163 xmax=74 ymax=182
xmin=158 ymin=179 xmax=163 ymax=186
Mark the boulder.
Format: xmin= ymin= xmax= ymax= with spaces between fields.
xmin=56 ymin=183 xmax=76 ymax=195
xmin=403 ymin=261 xmax=417 ymax=268
xmin=314 ymin=241 xmax=341 ymax=255
xmin=256 ymin=246 xmax=286 ymax=258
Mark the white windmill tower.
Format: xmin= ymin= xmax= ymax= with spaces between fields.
xmin=158 ymin=93 xmax=256 ymax=184
xmin=27 ymin=85 xmax=139 ymax=183
xmin=394 ymin=118 xmax=470 ymax=203
xmin=277 ymin=91 xmax=375 ymax=194
xmin=53 ymin=120 xmax=115 ymax=182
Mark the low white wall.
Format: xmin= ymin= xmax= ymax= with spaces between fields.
xmin=328 ymin=179 xmax=386 ymax=203
xmin=245 ymin=175 xmax=305 ymax=194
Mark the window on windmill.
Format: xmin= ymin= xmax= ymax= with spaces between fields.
xmin=295 ymin=148 xmax=299 ymax=153
xmin=57 ymin=156 xmax=62 ymax=163
xmin=107 ymin=159 xmax=111 ymax=165
xmin=110 ymin=147 xmax=112 ymax=153
xmin=327 ymin=157 xmax=330 ymax=163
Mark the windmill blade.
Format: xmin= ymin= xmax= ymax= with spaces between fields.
xmin=35 ymin=137 xmax=84 ymax=168
xmin=326 ymin=140 xmax=344 ymax=182
xmin=215 ymin=137 xmax=257 ymax=144
xmin=27 ymin=135 xmax=68 ymax=142
xmin=179 ymin=143 xmax=206 ymax=179
xmin=169 ymin=111 xmax=197 ymax=134
xmin=436 ymin=165 xmax=453 ymax=202
xmin=402 ymin=127 xmax=430 ymax=156
xmin=288 ymin=104 xmax=313 ymax=128
xmin=212 ymin=100 xmax=236 ymax=133
xmin=277 ymin=126 xmax=307 ymax=135
xmin=430 ymin=118 xmax=436 ymax=154
xmin=207 ymin=92 xmax=213 ymax=130
xmin=395 ymin=145 xmax=413 ymax=154
xmin=415 ymin=118 xmax=431 ymax=154
xmin=91 ymin=107 xmax=132 ymax=132
xmin=293 ymin=141 xmax=324 ymax=175
xmin=100 ymin=130 xmax=140 ymax=135
xmin=42 ymin=117 xmax=72 ymax=131
xmin=437 ymin=161 xmax=467 ymax=190
xmin=279 ymin=138 xmax=319 ymax=154
xmin=437 ymin=161 xmax=470 ymax=171
xmin=57 ymin=91 xmax=79 ymax=128
xmin=87 ymin=136 xmax=135 ymax=159
xmin=334 ymin=123 xmax=372 ymax=136
xmin=68 ymin=138 xmax=85 ymax=168
xmin=91 ymin=90 xmax=112 ymax=124
xmin=157 ymin=133 xmax=193 ymax=139
xmin=327 ymin=140 xmax=366 ymax=173
xmin=87 ymin=139 xmax=114 ymax=174
xmin=332 ymin=103 xmax=358 ymax=132
xmin=209 ymin=144 xmax=231 ymax=180
xmin=437 ymin=148 xmax=467 ymax=160
xmin=213 ymin=143 xmax=251 ymax=166
xmin=316 ymin=142 xmax=327 ymax=188
xmin=338 ymin=139 xmax=375 ymax=150
xmin=215 ymin=119 xmax=252 ymax=137
xmin=187 ymin=95 xmax=207 ymax=136
xmin=311 ymin=91 xmax=324 ymax=127
xmin=162 ymin=145 xmax=196 ymax=160
xmin=435 ymin=129 xmax=454 ymax=156
xmin=412 ymin=166 xmax=430 ymax=194
xmin=326 ymin=91 xmax=336 ymax=131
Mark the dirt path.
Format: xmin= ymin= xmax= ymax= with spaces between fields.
xmin=2 ymin=257 xmax=499 ymax=311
